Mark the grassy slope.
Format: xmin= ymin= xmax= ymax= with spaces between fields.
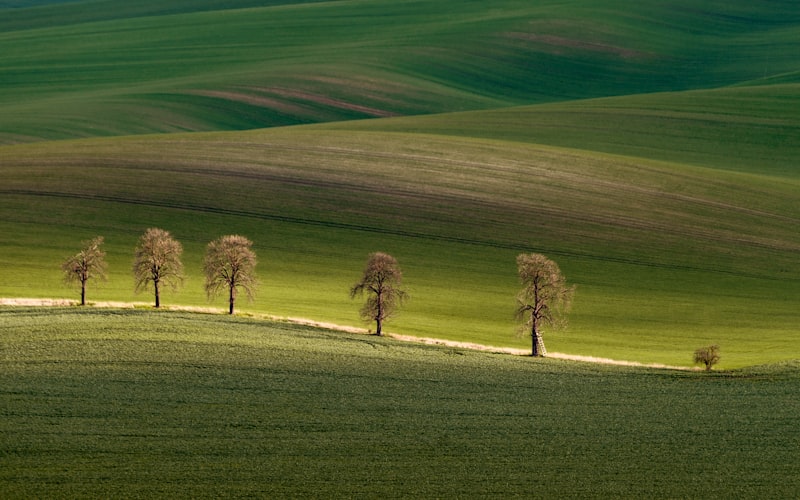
xmin=328 ymin=83 xmax=800 ymax=177
xmin=2 ymin=308 xmax=799 ymax=497
xmin=0 ymin=0 xmax=325 ymax=24
xmin=1 ymin=2 xmax=799 ymax=493
xmin=2 ymin=87 xmax=799 ymax=367
xmin=2 ymin=0 xmax=800 ymax=142
xmin=0 ymin=0 xmax=798 ymax=367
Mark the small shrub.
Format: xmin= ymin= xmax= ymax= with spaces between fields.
xmin=693 ymin=344 xmax=721 ymax=371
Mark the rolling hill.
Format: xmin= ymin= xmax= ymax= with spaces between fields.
xmin=3 ymin=307 xmax=800 ymax=497
xmin=2 ymin=93 xmax=799 ymax=366
xmin=3 ymin=3 xmax=800 ymax=495
xmin=0 ymin=0 xmax=799 ymax=367
xmin=2 ymin=0 xmax=799 ymax=142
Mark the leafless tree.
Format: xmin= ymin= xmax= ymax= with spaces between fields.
xmin=515 ymin=253 xmax=575 ymax=357
xmin=132 ymin=228 xmax=184 ymax=308
xmin=694 ymin=344 xmax=721 ymax=371
xmin=350 ymin=252 xmax=408 ymax=336
xmin=203 ymin=235 xmax=258 ymax=314
xmin=61 ymin=236 xmax=107 ymax=306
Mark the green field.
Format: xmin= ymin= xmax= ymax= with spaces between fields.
xmin=2 ymin=0 xmax=800 ymax=496
xmin=2 ymin=0 xmax=800 ymax=142
xmin=2 ymin=103 xmax=799 ymax=367
xmin=3 ymin=308 xmax=800 ymax=497
xmin=0 ymin=0 xmax=798 ymax=366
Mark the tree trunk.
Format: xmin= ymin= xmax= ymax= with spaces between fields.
xmin=229 ymin=285 xmax=235 ymax=315
xmin=375 ymin=289 xmax=383 ymax=335
xmin=154 ymin=279 xmax=160 ymax=308
xmin=80 ymin=281 xmax=86 ymax=306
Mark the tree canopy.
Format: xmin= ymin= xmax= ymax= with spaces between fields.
xmin=61 ymin=236 xmax=107 ymax=306
xmin=203 ymin=235 xmax=258 ymax=315
xmin=694 ymin=344 xmax=721 ymax=371
xmin=350 ymin=252 xmax=408 ymax=336
xmin=132 ymin=228 xmax=184 ymax=308
xmin=515 ymin=253 xmax=574 ymax=357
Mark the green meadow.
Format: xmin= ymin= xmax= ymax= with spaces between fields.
xmin=3 ymin=308 xmax=800 ymax=497
xmin=2 ymin=0 xmax=800 ymax=142
xmin=1 ymin=0 xmax=800 ymax=494
xmin=2 ymin=110 xmax=798 ymax=367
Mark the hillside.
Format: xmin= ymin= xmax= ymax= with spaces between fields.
xmin=3 ymin=308 xmax=800 ymax=497
xmin=2 ymin=0 xmax=800 ymax=142
xmin=2 ymin=95 xmax=799 ymax=366
xmin=1 ymin=0 xmax=799 ymax=367
xmin=326 ymin=83 xmax=800 ymax=177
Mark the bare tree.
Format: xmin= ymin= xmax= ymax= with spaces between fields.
xmin=515 ymin=253 xmax=575 ymax=357
xmin=203 ymin=235 xmax=258 ymax=314
xmin=132 ymin=228 xmax=184 ymax=308
xmin=350 ymin=252 xmax=408 ymax=336
xmin=694 ymin=344 xmax=721 ymax=371
xmin=61 ymin=236 xmax=107 ymax=306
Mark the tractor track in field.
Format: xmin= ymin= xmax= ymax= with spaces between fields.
xmin=1 ymin=297 xmax=693 ymax=371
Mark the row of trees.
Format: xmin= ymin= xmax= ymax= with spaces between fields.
xmin=348 ymin=252 xmax=577 ymax=356
xmin=63 ymin=229 xmax=575 ymax=356
xmin=62 ymin=229 xmax=256 ymax=315
xmin=349 ymin=254 xmax=717 ymax=367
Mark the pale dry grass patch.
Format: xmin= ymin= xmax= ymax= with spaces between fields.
xmin=184 ymin=89 xmax=314 ymax=116
xmin=505 ymin=32 xmax=652 ymax=59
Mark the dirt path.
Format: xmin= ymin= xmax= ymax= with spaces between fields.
xmin=1 ymin=297 xmax=692 ymax=370
xmin=388 ymin=333 xmax=693 ymax=370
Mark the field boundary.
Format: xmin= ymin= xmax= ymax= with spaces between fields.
xmin=0 ymin=297 xmax=693 ymax=371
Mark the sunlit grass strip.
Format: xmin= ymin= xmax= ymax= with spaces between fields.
xmin=1 ymin=120 xmax=798 ymax=366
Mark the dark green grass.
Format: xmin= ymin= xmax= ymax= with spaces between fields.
xmin=1 ymin=120 xmax=798 ymax=367
xmin=2 ymin=0 xmax=799 ymax=142
xmin=328 ymin=84 xmax=800 ymax=178
xmin=2 ymin=308 xmax=799 ymax=497
xmin=0 ymin=0 xmax=326 ymax=28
